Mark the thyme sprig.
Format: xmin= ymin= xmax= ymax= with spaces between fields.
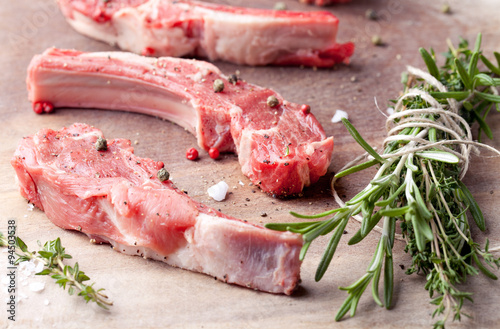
xmin=266 ymin=34 xmax=500 ymax=327
xmin=0 ymin=232 xmax=112 ymax=309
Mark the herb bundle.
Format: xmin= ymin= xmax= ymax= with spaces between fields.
xmin=0 ymin=232 xmax=112 ymax=309
xmin=267 ymin=34 xmax=500 ymax=327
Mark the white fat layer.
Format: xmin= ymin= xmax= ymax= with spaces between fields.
xmin=33 ymin=70 xmax=198 ymax=134
xmin=69 ymin=11 xmax=118 ymax=46
xmin=65 ymin=0 xmax=337 ymax=66
xmin=113 ymin=7 xmax=198 ymax=57
xmin=98 ymin=197 xmax=137 ymax=246
xmin=91 ymin=212 xmax=296 ymax=294
xmin=237 ymin=129 xmax=255 ymax=176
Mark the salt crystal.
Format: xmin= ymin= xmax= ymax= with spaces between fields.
xmin=29 ymin=281 xmax=45 ymax=292
xmin=33 ymin=258 xmax=45 ymax=274
xmin=207 ymin=181 xmax=229 ymax=201
xmin=17 ymin=292 xmax=28 ymax=303
xmin=44 ymin=299 xmax=50 ymax=306
xmin=238 ymin=181 xmax=244 ymax=186
xmin=331 ymin=110 xmax=348 ymax=123
xmin=27 ymin=203 xmax=35 ymax=211
xmin=387 ymin=107 xmax=394 ymax=115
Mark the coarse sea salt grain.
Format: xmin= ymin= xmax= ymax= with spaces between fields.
xmin=387 ymin=107 xmax=395 ymax=115
xmin=29 ymin=281 xmax=45 ymax=292
xmin=33 ymin=258 xmax=44 ymax=274
xmin=17 ymin=292 xmax=28 ymax=303
xmin=44 ymin=299 xmax=50 ymax=306
xmin=27 ymin=203 xmax=35 ymax=211
xmin=331 ymin=110 xmax=348 ymax=123
xmin=207 ymin=181 xmax=229 ymax=201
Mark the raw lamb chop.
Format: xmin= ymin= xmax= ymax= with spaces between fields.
xmin=27 ymin=48 xmax=334 ymax=197
xmin=57 ymin=0 xmax=354 ymax=67
xmin=11 ymin=123 xmax=303 ymax=295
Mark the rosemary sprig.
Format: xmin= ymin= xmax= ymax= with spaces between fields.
xmin=266 ymin=34 xmax=500 ymax=327
xmin=0 ymin=232 xmax=112 ymax=309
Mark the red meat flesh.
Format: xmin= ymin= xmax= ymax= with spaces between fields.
xmin=57 ymin=0 xmax=354 ymax=67
xmin=27 ymin=48 xmax=334 ymax=197
xmin=11 ymin=123 xmax=303 ymax=295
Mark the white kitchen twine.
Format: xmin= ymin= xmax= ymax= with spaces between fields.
xmin=331 ymin=66 xmax=500 ymax=252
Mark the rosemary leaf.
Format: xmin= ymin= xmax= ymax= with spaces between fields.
xmin=267 ymin=34 xmax=500 ymax=328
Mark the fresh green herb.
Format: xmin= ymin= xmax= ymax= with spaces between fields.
xmin=0 ymin=232 xmax=7 ymax=247
xmin=266 ymin=34 xmax=500 ymax=328
xmin=0 ymin=232 xmax=112 ymax=309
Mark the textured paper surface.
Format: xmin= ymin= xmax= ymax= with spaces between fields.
xmin=1 ymin=1 xmax=499 ymax=328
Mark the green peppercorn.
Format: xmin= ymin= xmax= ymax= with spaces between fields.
xmin=274 ymin=2 xmax=286 ymax=10
xmin=157 ymin=168 xmax=170 ymax=182
xmin=213 ymin=79 xmax=224 ymax=93
xmin=365 ymin=9 xmax=378 ymax=20
xmin=267 ymin=95 xmax=279 ymax=108
xmin=95 ymin=137 xmax=107 ymax=151
xmin=371 ymin=35 xmax=383 ymax=46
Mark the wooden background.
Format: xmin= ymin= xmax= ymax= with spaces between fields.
xmin=1 ymin=0 xmax=499 ymax=328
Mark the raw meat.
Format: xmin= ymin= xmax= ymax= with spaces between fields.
xmin=27 ymin=48 xmax=334 ymax=197
xmin=56 ymin=0 xmax=354 ymax=67
xmin=11 ymin=123 xmax=303 ymax=295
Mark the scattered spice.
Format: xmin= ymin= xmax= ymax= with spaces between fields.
xmin=228 ymin=74 xmax=238 ymax=85
xmin=441 ymin=3 xmax=451 ymax=13
xmin=260 ymin=212 xmax=267 ymax=217
xmin=371 ymin=35 xmax=383 ymax=46
xmin=95 ymin=137 xmax=108 ymax=151
xmin=157 ymin=168 xmax=170 ymax=182
xmin=208 ymin=147 xmax=220 ymax=159
xmin=274 ymin=2 xmax=287 ymax=10
xmin=33 ymin=101 xmax=54 ymax=114
xmin=213 ymin=79 xmax=224 ymax=93
xmin=267 ymin=95 xmax=279 ymax=108
xmin=186 ymin=147 xmax=199 ymax=161
xmin=365 ymin=9 xmax=378 ymax=20
xmin=301 ymin=104 xmax=311 ymax=115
